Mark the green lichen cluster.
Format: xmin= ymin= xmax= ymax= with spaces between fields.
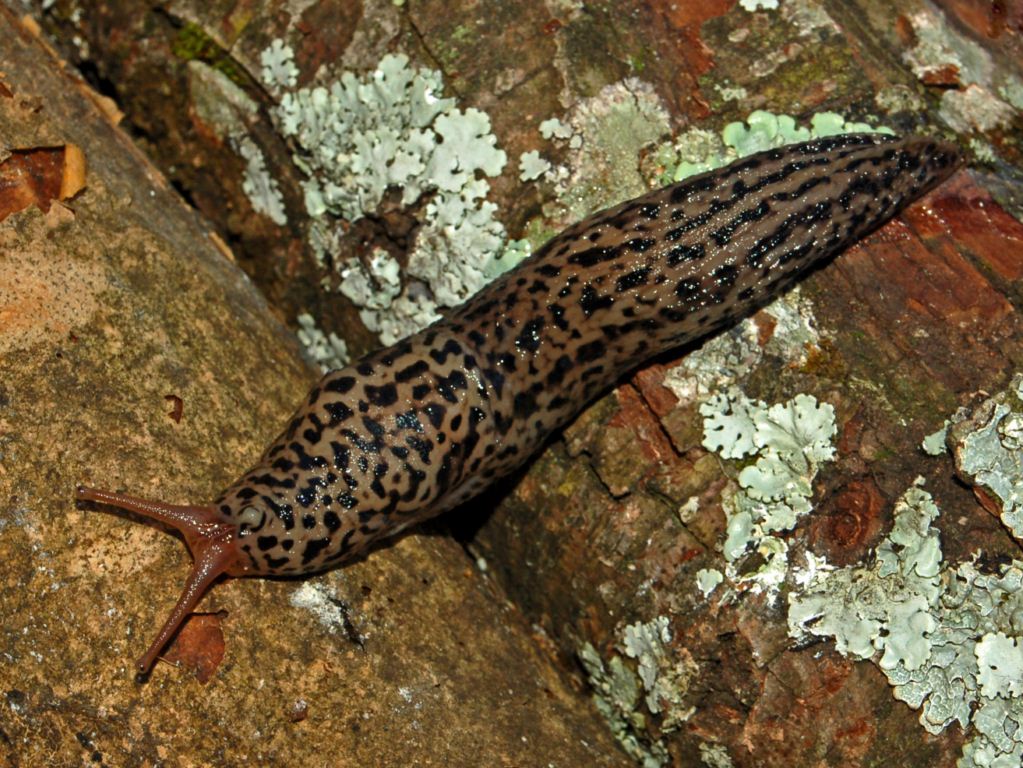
xmin=252 ymin=45 xmax=529 ymax=344
xmin=789 ymin=482 xmax=942 ymax=671
xmin=296 ymin=313 xmax=349 ymax=372
xmin=699 ymin=388 xmax=837 ymax=601
xmin=530 ymin=80 xmax=673 ymax=222
xmin=949 ymin=374 xmax=1023 ymax=541
xmin=788 ymin=476 xmax=1023 ymax=767
xmin=643 ymin=109 xmax=893 ymax=186
xmin=661 ymin=286 xmax=820 ymax=404
xmin=579 ymin=617 xmax=699 ymax=768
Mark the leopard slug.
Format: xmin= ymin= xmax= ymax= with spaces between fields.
xmin=77 ymin=133 xmax=962 ymax=675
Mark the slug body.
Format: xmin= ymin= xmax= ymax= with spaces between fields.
xmin=77 ymin=133 xmax=962 ymax=674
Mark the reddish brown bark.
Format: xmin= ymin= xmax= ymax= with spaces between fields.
xmin=15 ymin=0 xmax=1023 ymax=765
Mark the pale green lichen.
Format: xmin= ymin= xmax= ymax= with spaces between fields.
xmin=339 ymin=249 xmax=402 ymax=312
xmin=622 ymin=617 xmax=697 ymax=728
xmin=646 ymin=128 xmax=727 ymax=185
xmin=699 ymin=742 xmax=735 ymax=768
xmin=518 ymin=150 xmax=551 ymax=181
xmin=876 ymin=487 xmax=942 ymax=583
xmin=644 ymin=110 xmax=893 ymax=187
xmin=623 ymin=617 xmax=672 ymax=713
xmin=713 ymin=83 xmax=748 ymax=102
xmin=874 ymin=84 xmax=927 ymax=115
xmin=579 ymin=617 xmax=698 ymax=767
xmin=968 ymin=138 xmax=998 ymax=165
xmin=238 ymin=137 xmax=287 ymax=226
xmin=494 ymin=238 xmax=532 ymax=278
xmin=739 ymin=0 xmax=778 ymax=11
xmin=949 ymin=373 xmax=1023 ymax=541
xmin=696 ymin=568 xmax=724 ymax=598
xmin=922 ymin=421 xmax=950 ymax=456
xmin=789 ymin=482 xmax=942 ymax=670
xmin=539 ymin=116 xmax=573 ymax=141
xmin=258 ymin=48 xmax=529 ymax=344
xmin=701 ymin=390 xmax=760 ymax=460
xmin=700 ymin=388 xmax=837 ymax=601
xmin=296 ymin=313 xmax=349 ymax=372
xmin=761 ymin=285 xmax=821 ymax=360
xmin=703 ymin=391 xmax=836 ymax=503
xmin=537 ymin=78 xmax=672 ymax=222
xmin=977 ymin=634 xmax=1023 ymax=699
xmin=579 ymin=642 xmax=667 ymax=767
xmin=963 ymin=701 xmax=1023 ymax=767
xmin=660 ymin=312 xmax=761 ymax=405
xmin=661 ymin=285 xmax=820 ymax=404
xmin=787 ymin=475 xmax=1023 ymax=766
xmin=260 ymin=39 xmax=299 ymax=91
xmin=334 ymin=248 xmax=434 ymax=342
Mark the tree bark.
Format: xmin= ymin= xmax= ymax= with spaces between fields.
xmin=13 ymin=0 xmax=1023 ymax=766
xmin=0 ymin=9 xmax=631 ymax=767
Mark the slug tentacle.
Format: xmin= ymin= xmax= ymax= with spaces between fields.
xmin=79 ymin=133 xmax=964 ymax=673
xmin=75 ymin=486 xmax=246 ymax=675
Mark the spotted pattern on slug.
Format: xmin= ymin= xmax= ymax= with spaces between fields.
xmin=214 ymin=133 xmax=962 ymax=574
xmin=78 ymin=133 xmax=962 ymax=674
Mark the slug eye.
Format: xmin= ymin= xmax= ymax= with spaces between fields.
xmin=236 ymin=505 xmax=266 ymax=534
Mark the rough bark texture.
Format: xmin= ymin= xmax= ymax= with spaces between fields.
xmin=11 ymin=0 xmax=1023 ymax=766
xmin=0 ymin=10 xmax=631 ymax=767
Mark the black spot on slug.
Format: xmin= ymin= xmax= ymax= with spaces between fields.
xmin=324 ymin=402 xmax=354 ymax=424
xmin=579 ymin=284 xmax=613 ymax=317
xmin=301 ymin=538 xmax=331 ymax=565
xmin=615 ymin=267 xmax=651 ymax=293
xmin=396 ymin=360 xmax=430 ymax=382
xmin=515 ymin=318 xmax=545 ymax=354
xmin=324 ymin=376 xmax=356 ymax=394
xmin=666 ymin=243 xmax=704 ymax=266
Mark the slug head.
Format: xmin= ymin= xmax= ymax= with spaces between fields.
xmin=75 ymin=485 xmax=251 ymax=677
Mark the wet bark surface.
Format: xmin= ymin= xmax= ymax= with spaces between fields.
xmin=7 ymin=0 xmax=1023 ymax=765
xmin=0 ymin=9 xmax=631 ymax=767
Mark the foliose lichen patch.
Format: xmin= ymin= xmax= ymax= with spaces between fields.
xmin=253 ymin=44 xmax=530 ymax=344
xmin=788 ymin=474 xmax=1023 ymax=767
xmin=529 ymin=79 xmax=673 ymax=222
xmin=949 ymin=373 xmax=1023 ymax=541
xmin=296 ymin=312 xmax=349 ymax=372
xmin=660 ymin=285 xmax=820 ymax=404
xmin=699 ymin=388 xmax=838 ymax=602
xmin=642 ymin=109 xmax=893 ymax=186
xmin=579 ymin=616 xmax=699 ymax=768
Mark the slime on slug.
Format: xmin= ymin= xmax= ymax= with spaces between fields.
xmin=76 ymin=133 xmax=963 ymax=676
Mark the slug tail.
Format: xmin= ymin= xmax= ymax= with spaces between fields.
xmin=75 ymin=486 xmax=242 ymax=677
